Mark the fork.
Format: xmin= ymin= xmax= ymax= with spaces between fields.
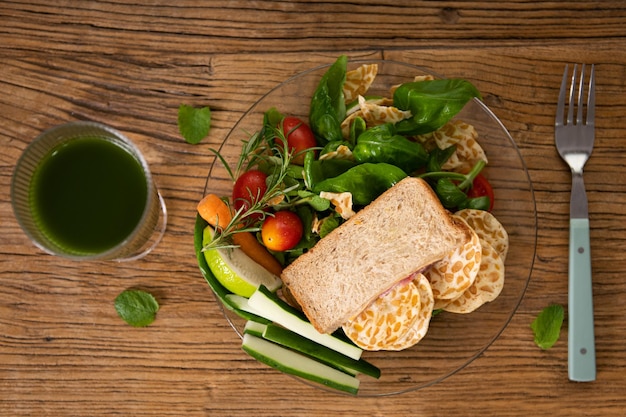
xmin=555 ymin=63 xmax=596 ymax=382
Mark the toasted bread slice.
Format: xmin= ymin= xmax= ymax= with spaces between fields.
xmin=281 ymin=176 xmax=471 ymax=334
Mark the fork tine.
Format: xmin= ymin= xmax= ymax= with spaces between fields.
xmin=567 ymin=64 xmax=577 ymax=125
xmin=586 ymin=64 xmax=596 ymax=125
xmin=556 ymin=64 xmax=569 ymax=126
xmin=576 ymin=64 xmax=586 ymax=125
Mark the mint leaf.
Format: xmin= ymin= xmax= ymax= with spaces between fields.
xmin=115 ymin=289 xmax=159 ymax=327
xmin=178 ymin=104 xmax=211 ymax=144
xmin=531 ymin=304 xmax=564 ymax=350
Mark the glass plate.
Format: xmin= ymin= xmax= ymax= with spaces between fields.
xmin=194 ymin=59 xmax=537 ymax=396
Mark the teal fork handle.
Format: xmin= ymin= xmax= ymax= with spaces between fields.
xmin=568 ymin=218 xmax=596 ymax=382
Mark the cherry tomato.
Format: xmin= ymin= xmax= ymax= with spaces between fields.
xmin=467 ymin=173 xmax=495 ymax=211
xmin=261 ymin=211 xmax=304 ymax=252
xmin=232 ymin=170 xmax=268 ymax=221
xmin=279 ymin=116 xmax=317 ymax=165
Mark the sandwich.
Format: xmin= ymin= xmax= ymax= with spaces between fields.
xmin=281 ymin=176 xmax=474 ymax=350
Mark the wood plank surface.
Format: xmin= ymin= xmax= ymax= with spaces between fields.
xmin=1 ymin=1 xmax=626 ymax=416
xmin=2 ymin=1 xmax=626 ymax=54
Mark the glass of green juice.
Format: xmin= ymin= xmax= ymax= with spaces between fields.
xmin=11 ymin=121 xmax=167 ymax=261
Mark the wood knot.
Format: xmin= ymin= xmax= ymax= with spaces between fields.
xmin=440 ymin=7 xmax=460 ymax=24
xmin=483 ymin=93 xmax=503 ymax=107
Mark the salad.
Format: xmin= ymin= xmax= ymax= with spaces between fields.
xmin=194 ymin=55 xmax=508 ymax=394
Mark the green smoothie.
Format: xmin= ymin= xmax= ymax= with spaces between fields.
xmin=30 ymin=137 xmax=148 ymax=255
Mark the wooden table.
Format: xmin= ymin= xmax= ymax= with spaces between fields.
xmin=2 ymin=2 xmax=626 ymax=415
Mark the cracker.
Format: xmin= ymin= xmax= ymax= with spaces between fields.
xmin=425 ymin=218 xmax=482 ymax=302
xmin=342 ymin=277 xmax=421 ymax=351
xmin=455 ymin=209 xmax=509 ymax=261
xmin=387 ymin=273 xmax=435 ymax=350
xmin=343 ymin=64 xmax=378 ymax=102
xmin=418 ymin=120 xmax=487 ymax=173
xmin=442 ymin=239 xmax=505 ymax=314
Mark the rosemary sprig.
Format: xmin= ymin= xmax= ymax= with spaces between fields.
xmin=209 ymin=129 xmax=268 ymax=183
xmin=202 ymin=122 xmax=301 ymax=252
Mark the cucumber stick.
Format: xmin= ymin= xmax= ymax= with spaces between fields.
xmin=243 ymin=320 xmax=267 ymax=337
xmin=248 ymin=286 xmax=363 ymax=360
xmin=224 ymin=293 xmax=271 ymax=324
xmin=244 ymin=320 xmax=380 ymax=378
xmin=242 ymin=333 xmax=360 ymax=395
xmin=263 ymin=323 xmax=380 ymax=378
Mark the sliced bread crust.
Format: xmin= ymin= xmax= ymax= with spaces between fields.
xmin=281 ymin=176 xmax=471 ymax=334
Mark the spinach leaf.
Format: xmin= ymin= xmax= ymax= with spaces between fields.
xmin=304 ymin=150 xmax=356 ymax=188
xmin=427 ymin=145 xmax=457 ymax=172
xmin=420 ymin=159 xmax=487 ymax=211
xmin=393 ymin=79 xmax=481 ymax=135
xmin=319 ymin=214 xmax=341 ymax=238
xmin=460 ymin=196 xmax=491 ymax=211
xmin=309 ymin=55 xmax=348 ymax=145
xmin=352 ymin=123 xmax=428 ymax=174
xmin=312 ymin=162 xmax=407 ymax=205
xmin=348 ymin=116 xmax=367 ymax=146
xmin=295 ymin=190 xmax=331 ymax=211
xmin=435 ymin=178 xmax=469 ymax=209
xmin=320 ymin=140 xmax=352 ymax=157
xmin=261 ymin=107 xmax=284 ymax=146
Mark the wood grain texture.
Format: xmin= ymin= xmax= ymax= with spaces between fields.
xmin=2 ymin=1 xmax=626 ymax=54
xmin=2 ymin=1 xmax=626 ymax=416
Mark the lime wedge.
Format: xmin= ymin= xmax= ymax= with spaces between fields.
xmin=202 ymin=226 xmax=282 ymax=297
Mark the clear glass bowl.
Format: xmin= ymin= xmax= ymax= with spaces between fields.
xmin=195 ymin=60 xmax=537 ymax=396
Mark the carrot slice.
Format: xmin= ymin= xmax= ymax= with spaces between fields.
xmin=197 ymin=193 xmax=233 ymax=228
xmin=232 ymin=233 xmax=284 ymax=277
xmin=197 ymin=193 xmax=284 ymax=276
